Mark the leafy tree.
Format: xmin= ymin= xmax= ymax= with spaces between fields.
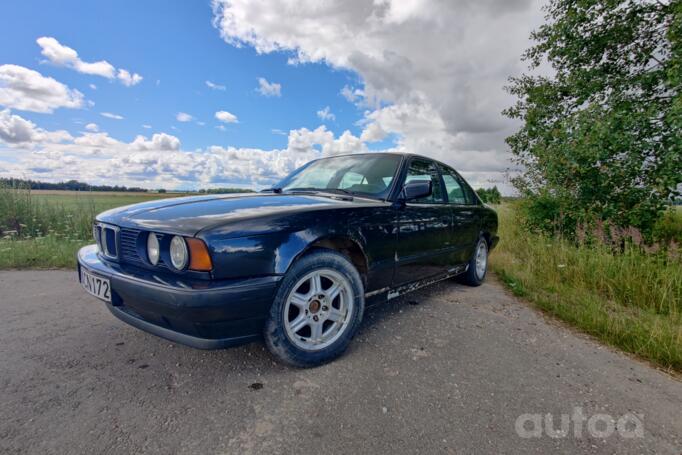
xmin=477 ymin=186 xmax=502 ymax=204
xmin=505 ymin=0 xmax=681 ymax=236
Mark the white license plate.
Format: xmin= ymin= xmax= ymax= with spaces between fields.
xmin=80 ymin=268 xmax=111 ymax=302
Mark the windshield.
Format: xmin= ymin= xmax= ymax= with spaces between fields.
xmin=274 ymin=154 xmax=403 ymax=199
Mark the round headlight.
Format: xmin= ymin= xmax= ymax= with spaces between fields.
xmin=147 ymin=233 xmax=160 ymax=265
xmin=169 ymin=235 xmax=188 ymax=270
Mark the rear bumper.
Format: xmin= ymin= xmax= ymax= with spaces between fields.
xmin=77 ymin=244 xmax=281 ymax=349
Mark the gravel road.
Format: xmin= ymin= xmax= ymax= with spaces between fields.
xmin=1 ymin=270 xmax=681 ymax=454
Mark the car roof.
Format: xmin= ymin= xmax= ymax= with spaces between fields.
xmin=316 ymin=151 xmax=456 ymax=170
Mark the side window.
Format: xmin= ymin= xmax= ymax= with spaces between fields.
xmin=404 ymin=159 xmax=444 ymax=204
xmin=441 ymin=165 xmax=476 ymax=205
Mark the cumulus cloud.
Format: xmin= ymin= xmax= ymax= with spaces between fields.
xmin=130 ymin=133 xmax=181 ymax=151
xmin=256 ymin=77 xmax=281 ymax=97
xmin=85 ymin=123 xmax=99 ymax=132
xmin=215 ymin=110 xmax=238 ymax=123
xmin=212 ymin=0 xmax=544 ymax=192
xmin=316 ymin=106 xmax=335 ymax=122
xmin=101 ymin=112 xmax=124 ymax=120
xmin=0 ymin=109 xmax=44 ymax=144
xmin=37 ymin=37 xmax=142 ymax=86
xmin=176 ymin=112 xmax=193 ymax=122
xmin=0 ymin=109 xmax=72 ymax=145
xmin=116 ymin=69 xmax=143 ymax=87
xmin=0 ymin=64 xmax=84 ymax=113
xmin=206 ymin=80 xmax=226 ymax=90
xmin=0 ymin=112 xmax=370 ymax=190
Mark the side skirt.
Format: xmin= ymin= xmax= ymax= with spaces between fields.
xmin=364 ymin=263 xmax=468 ymax=304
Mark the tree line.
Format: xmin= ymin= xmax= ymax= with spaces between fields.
xmin=1 ymin=178 xmax=149 ymax=193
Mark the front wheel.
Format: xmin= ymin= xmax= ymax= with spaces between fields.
xmin=264 ymin=249 xmax=365 ymax=367
xmin=458 ymin=237 xmax=488 ymax=286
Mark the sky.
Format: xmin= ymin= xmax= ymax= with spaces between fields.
xmin=0 ymin=0 xmax=545 ymax=192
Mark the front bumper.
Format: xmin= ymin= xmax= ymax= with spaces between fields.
xmin=77 ymin=244 xmax=281 ymax=349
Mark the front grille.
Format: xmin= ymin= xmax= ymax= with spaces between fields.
xmin=95 ymin=223 xmax=119 ymax=259
xmin=119 ymin=228 xmax=169 ymax=269
xmin=119 ymin=228 xmax=143 ymax=265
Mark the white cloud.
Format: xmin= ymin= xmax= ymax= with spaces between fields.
xmin=256 ymin=77 xmax=281 ymax=97
xmin=37 ymin=37 xmax=142 ymax=86
xmin=130 ymin=133 xmax=181 ymax=151
xmin=0 ymin=109 xmax=72 ymax=145
xmin=212 ymin=0 xmax=544 ymax=192
xmin=85 ymin=123 xmax=99 ymax=132
xmin=116 ymin=69 xmax=143 ymax=87
xmin=0 ymin=109 xmax=37 ymax=143
xmin=0 ymin=114 xmax=370 ymax=190
xmin=215 ymin=110 xmax=238 ymax=123
xmin=101 ymin=112 xmax=124 ymax=120
xmin=340 ymin=85 xmax=364 ymax=104
xmin=176 ymin=112 xmax=193 ymax=122
xmin=0 ymin=64 xmax=84 ymax=113
xmin=360 ymin=122 xmax=386 ymax=142
xmin=142 ymin=124 xmax=152 ymax=129
xmin=206 ymin=80 xmax=226 ymax=90
xmin=89 ymin=84 xmax=97 ymax=90
xmin=316 ymin=106 xmax=335 ymax=122
xmin=37 ymin=36 xmax=115 ymax=78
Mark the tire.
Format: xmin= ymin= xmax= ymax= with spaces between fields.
xmin=264 ymin=249 xmax=365 ymax=367
xmin=458 ymin=237 xmax=489 ymax=287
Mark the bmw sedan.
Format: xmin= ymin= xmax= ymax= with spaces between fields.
xmin=77 ymin=153 xmax=498 ymax=367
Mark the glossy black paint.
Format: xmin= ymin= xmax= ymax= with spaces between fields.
xmin=83 ymin=153 xmax=499 ymax=347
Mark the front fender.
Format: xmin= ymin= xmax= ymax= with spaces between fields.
xmin=203 ymin=226 xmax=355 ymax=280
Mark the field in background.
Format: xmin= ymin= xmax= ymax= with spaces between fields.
xmin=490 ymin=203 xmax=682 ymax=372
xmin=29 ymin=189 xmax=191 ymax=210
xmin=0 ymin=189 xmax=192 ymax=268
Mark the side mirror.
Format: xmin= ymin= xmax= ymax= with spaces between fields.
xmin=402 ymin=180 xmax=432 ymax=201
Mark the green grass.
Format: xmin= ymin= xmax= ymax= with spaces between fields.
xmin=0 ymin=188 xmax=184 ymax=268
xmin=490 ymin=203 xmax=682 ymax=372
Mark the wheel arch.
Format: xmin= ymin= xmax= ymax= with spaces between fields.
xmin=289 ymin=235 xmax=369 ymax=286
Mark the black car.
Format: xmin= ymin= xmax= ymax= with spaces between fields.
xmin=77 ymin=153 xmax=499 ymax=366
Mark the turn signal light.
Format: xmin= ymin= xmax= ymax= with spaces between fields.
xmin=186 ymin=238 xmax=213 ymax=272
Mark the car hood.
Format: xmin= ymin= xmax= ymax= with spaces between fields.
xmin=96 ymin=193 xmax=383 ymax=237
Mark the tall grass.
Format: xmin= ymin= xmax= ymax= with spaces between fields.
xmin=490 ymin=203 xmax=682 ymax=372
xmin=0 ymin=185 xmax=101 ymax=268
xmin=0 ymin=184 xmax=99 ymax=240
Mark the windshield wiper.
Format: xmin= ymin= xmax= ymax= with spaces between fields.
xmin=282 ymin=187 xmax=356 ymax=199
xmin=285 ymin=187 xmax=355 ymax=195
xmin=261 ymin=187 xmax=282 ymax=193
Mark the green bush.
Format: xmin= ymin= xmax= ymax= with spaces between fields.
xmin=476 ymin=186 xmax=502 ymax=204
xmin=653 ymin=208 xmax=682 ymax=244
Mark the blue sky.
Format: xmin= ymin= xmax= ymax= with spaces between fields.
xmin=0 ymin=0 xmax=542 ymax=191
xmin=0 ymin=0 xmax=372 ymax=151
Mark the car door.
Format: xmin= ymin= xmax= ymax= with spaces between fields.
xmin=393 ymin=158 xmax=453 ymax=286
xmin=439 ymin=164 xmax=480 ymax=265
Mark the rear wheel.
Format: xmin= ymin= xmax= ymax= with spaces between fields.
xmin=264 ymin=250 xmax=365 ymax=367
xmin=458 ymin=237 xmax=488 ymax=286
